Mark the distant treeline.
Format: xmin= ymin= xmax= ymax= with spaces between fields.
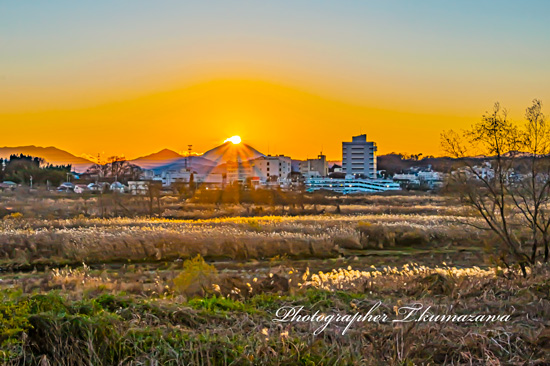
xmin=0 ymin=154 xmax=72 ymax=186
xmin=377 ymin=153 xmax=550 ymax=176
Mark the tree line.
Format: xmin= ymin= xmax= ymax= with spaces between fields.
xmin=0 ymin=154 xmax=72 ymax=186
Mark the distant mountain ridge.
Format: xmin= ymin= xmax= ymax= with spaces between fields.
xmin=133 ymin=148 xmax=184 ymax=161
xmin=0 ymin=146 xmax=94 ymax=172
xmin=130 ymin=149 xmax=184 ymax=170
xmin=130 ymin=149 xmax=219 ymax=173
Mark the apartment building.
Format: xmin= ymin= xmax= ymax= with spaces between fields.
xmin=342 ymin=134 xmax=377 ymax=178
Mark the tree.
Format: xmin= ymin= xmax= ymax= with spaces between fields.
xmin=511 ymin=100 xmax=550 ymax=263
xmin=85 ymin=158 xmax=141 ymax=183
xmin=146 ymin=181 xmax=162 ymax=216
xmin=442 ymin=100 xmax=548 ymax=276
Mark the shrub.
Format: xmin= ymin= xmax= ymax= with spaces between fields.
xmin=395 ymin=229 xmax=430 ymax=246
xmin=333 ymin=236 xmax=362 ymax=250
xmin=356 ymin=222 xmax=395 ymax=249
xmin=173 ymin=255 xmax=218 ymax=298
xmin=0 ymin=296 xmax=30 ymax=345
xmin=3 ymin=212 xmax=23 ymax=220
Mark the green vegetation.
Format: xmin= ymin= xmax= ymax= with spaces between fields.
xmin=0 ymin=154 xmax=71 ymax=186
xmin=0 ymin=260 xmax=548 ymax=365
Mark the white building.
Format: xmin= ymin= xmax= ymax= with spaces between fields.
xmin=392 ymin=173 xmax=420 ymax=186
xmin=393 ymin=170 xmax=443 ymax=188
xmin=306 ymin=176 xmax=400 ymax=194
xmin=249 ymin=155 xmax=292 ymax=185
xmin=142 ymin=169 xmax=223 ymax=187
xmin=128 ymin=181 xmax=149 ymax=195
xmin=342 ymin=134 xmax=377 ymax=178
xmin=110 ymin=181 xmax=127 ymax=193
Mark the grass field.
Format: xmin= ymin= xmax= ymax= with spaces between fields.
xmin=0 ymin=193 xmax=548 ymax=364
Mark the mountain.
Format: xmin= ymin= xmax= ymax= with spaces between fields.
xmin=0 ymin=146 xmax=94 ymax=172
xmin=130 ymin=148 xmax=219 ymax=174
xmin=202 ymin=142 xmax=264 ymax=164
xmin=134 ymin=148 xmax=183 ymax=161
xmin=153 ymin=156 xmax=219 ymax=174
xmin=130 ymin=149 xmax=184 ymax=169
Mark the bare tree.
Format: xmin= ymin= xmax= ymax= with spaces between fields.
xmin=145 ymin=181 xmax=162 ymax=216
xmin=442 ymin=100 xmax=548 ymax=276
xmin=509 ymin=100 xmax=550 ymax=263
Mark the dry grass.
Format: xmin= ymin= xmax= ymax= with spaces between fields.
xmin=0 ymin=212 xmax=484 ymax=268
xmin=1 ymin=192 xmax=541 ymax=364
xmin=1 ymin=260 xmax=548 ymax=365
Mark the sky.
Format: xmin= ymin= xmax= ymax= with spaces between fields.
xmin=1 ymin=1 xmax=549 ymax=160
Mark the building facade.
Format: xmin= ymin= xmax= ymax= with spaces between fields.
xmin=342 ymin=134 xmax=377 ymax=178
xmin=249 ymin=155 xmax=292 ymax=184
xmin=299 ymin=153 xmax=328 ymax=178
xmin=305 ymin=176 xmax=400 ymax=194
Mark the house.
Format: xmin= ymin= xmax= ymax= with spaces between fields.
xmin=0 ymin=181 xmax=17 ymax=191
xmin=128 ymin=181 xmax=149 ymax=195
xmin=57 ymin=182 xmax=75 ymax=192
xmin=74 ymin=184 xmax=90 ymax=194
xmin=110 ymin=181 xmax=127 ymax=193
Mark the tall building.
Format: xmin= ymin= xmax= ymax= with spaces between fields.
xmin=342 ymin=134 xmax=377 ymax=178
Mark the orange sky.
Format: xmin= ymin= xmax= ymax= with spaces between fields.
xmin=1 ymin=75 xmax=545 ymax=161
xmin=1 ymin=76 xmax=481 ymax=160
xmin=1 ymin=2 xmax=549 ymax=160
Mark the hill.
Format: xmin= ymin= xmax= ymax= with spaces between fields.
xmin=202 ymin=142 xmax=264 ymax=164
xmin=0 ymin=146 xmax=94 ymax=172
xmin=130 ymin=149 xmax=184 ymax=170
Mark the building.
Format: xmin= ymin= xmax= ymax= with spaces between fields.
xmin=224 ymin=155 xmax=292 ymax=187
xmin=226 ymin=161 xmax=254 ymax=183
xmin=342 ymin=134 xmax=377 ymax=178
xmin=74 ymin=184 xmax=90 ymax=194
xmin=306 ymin=176 xmax=400 ymax=194
xmin=0 ymin=181 xmax=17 ymax=191
xmin=142 ymin=168 xmax=223 ymax=188
xmin=128 ymin=181 xmax=149 ymax=195
xmin=392 ymin=173 xmax=420 ymax=186
xmin=299 ymin=153 xmax=328 ymax=178
xmin=252 ymin=155 xmax=292 ymax=182
xmin=330 ymin=164 xmax=343 ymax=173
xmin=110 ymin=181 xmax=127 ymax=193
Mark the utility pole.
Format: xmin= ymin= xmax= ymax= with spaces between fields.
xmin=188 ymin=145 xmax=192 ymax=170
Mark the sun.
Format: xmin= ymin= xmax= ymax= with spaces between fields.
xmin=224 ymin=135 xmax=241 ymax=144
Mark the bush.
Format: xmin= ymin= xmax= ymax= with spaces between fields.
xmin=3 ymin=212 xmax=23 ymax=220
xmin=173 ymin=255 xmax=218 ymax=298
xmin=356 ymin=222 xmax=395 ymax=249
xmin=333 ymin=236 xmax=362 ymax=250
xmin=0 ymin=293 xmax=31 ymax=349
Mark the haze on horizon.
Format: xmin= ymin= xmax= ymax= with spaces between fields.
xmin=1 ymin=1 xmax=549 ymax=160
